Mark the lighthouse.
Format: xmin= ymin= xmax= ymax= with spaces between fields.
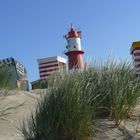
xmin=64 ymin=26 xmax=84 ymax=70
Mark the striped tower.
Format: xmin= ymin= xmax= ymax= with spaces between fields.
xmin=37 ymin=56 xmax=66 ymax=80
xmin=64 ymin=26 xmax=84 ymax=70
xmin=130 ymin=41 xmax=140 ymax=76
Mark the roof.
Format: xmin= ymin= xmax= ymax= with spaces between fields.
xmin=31 ymin=79 xmax=48 ymax=85
xmin=130 ymin=41 xmax=140 ymax=54
xmin=31 ymin=79 xmax=41 ymax=84
xmin=0 ymin=57 xmax=15 ymax=65
xmin=65 ymin=27 xmax=81 ymax=39
xmin=37 ymin=56 xmax=67 ymax=64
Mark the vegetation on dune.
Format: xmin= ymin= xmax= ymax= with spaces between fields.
xmin=86 ymin=60 xmax=140 ymax=126
xmin=0 ymin=66 xmax=13 ymax=118
xmin=0 ymin=66 xmax=12 ymax=89
xmin=20 ymin=72 xmax=96 ymax=140
xmin=20 ymin=59 xmax=140 ymax=140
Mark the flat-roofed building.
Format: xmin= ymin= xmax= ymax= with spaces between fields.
xmin=31 ymin=56 xmax=67 ymax=90
xmin=37 ymin=56 xmax=67 ymax=80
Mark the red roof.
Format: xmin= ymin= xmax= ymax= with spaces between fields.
xmin=65 ymin=27 xmax=81 ymax=39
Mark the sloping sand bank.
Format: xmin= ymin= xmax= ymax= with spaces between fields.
xmin=0 ymin=90 xmax=140 ymax=140
xmin=0 ymin=90 xmax=39 ymax=140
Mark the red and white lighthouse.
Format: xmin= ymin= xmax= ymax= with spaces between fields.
xmin=64 ymin=26 xmax=84 ymax=70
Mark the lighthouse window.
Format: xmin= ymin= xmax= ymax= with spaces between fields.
xmin=74 ymin=46 xmax=76 ymax=48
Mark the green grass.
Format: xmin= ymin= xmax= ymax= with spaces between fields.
xmin=0 ymin=66 xmax=12 ymax=89
xmin=0 ymin=66 xmax=15 ymax=118
xmin=20 ymin=72 xmax=96 ymax=140
xmin=0 ymin=66 xmax=14 ymax=97
xmin=20 ymin=59 xmax=140 ymax=140
xmin=92 ymin=60 xmax=140 ymax=125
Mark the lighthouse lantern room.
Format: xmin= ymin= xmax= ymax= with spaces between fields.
xmin=64 ymin=26 xmax=84 ymax=70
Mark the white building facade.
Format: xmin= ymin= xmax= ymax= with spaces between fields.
xmin=37 ymin=56 xmax=67 ymax=80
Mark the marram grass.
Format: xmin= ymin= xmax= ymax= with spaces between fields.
xmin=20 ymin=72 xmax=96 ymax=140
xmin=0 ymin=66 xmax=15 ymax=118
xmin=20 ymin=59 xmax=140 ymax=140
xmin=0 ymin=66 xmax=12 ymax=89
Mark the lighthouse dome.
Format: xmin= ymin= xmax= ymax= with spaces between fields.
xmin=68 ymin=28 xmax=81 ymax=38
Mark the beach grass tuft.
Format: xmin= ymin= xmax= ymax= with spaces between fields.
xmin=20 ymin=59 xmax=140 ymax=139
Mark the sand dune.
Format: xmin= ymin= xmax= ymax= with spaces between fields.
xmin=0 ymin=90 xmax=140 ymax=140
xmin=0 ymin=90 xmax=39 ymax=140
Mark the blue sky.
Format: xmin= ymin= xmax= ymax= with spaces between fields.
xmin=0 ymin=0 xmax=140 ymax=83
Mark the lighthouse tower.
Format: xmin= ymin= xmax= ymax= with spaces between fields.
xmin=64 ymin=26 xmax=84 ymax=70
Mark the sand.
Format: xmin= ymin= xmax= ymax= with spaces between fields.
xmin=0 ymin=90 xmax=39 ymax=140
xmin=0 ymin=90 xmax=140 ymax=140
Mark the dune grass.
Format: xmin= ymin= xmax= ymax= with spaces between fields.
xmin=20 ymin=72 xmax=96 ymax=140
xmin=88 ymin=60 xmax=140 ymax=126
xmin=20 ymin=59 xmax=140 ymax=140
xmin=0 ymin=66 xmax=12 ymax=90
xmin=0 ymin=66 xmax=14 ymax=97
xmin=0 ymin=66 xmax=14 ymax=118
